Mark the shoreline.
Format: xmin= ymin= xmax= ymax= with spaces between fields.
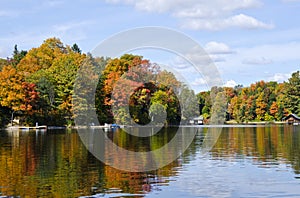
xmin=2 ymin=121 xmax=296 ymax=131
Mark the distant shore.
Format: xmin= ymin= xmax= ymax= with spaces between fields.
xmin=225 ymin=120 xmax=286 ymax=125
xmin=2 ymin=121 xmax=295 ymax=131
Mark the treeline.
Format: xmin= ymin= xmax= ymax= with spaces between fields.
xmin=0 ymin=38 xmax=299 ymax=126
xmin=0 ymin=38 xmax=198 ymax=126
xmin=198 ymin=71 xmax=300 ymax=123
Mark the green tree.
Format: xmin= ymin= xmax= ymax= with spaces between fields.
xmin=47 ymin=52 xmax=86 ymax=123
xmin=179 ymin=85 xmax=198 ymax=122
xmin=71 ymin=43 xmax=81 ymax=54
xmin=11 ymin=45 xmax=27 ymax=67
xmin=210 ymin=91 xmax=227 ymax=124
xmin=284 ymin=71 xmax=300 ymax=116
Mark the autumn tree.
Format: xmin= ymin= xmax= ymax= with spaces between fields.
xmin=284 ymin=71 xmax=300 ymax=116
xmin=17 ymin=37 xmax=66 ymax=76
xmin=0 ymin=66 xmax=39 ymax=125
xmin=0 ymin=58 xmax=8 ymax=71
xmin=0 ymin=65 xmax=25 ymax=112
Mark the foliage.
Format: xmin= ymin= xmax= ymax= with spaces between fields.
xmin=0 ymin=58 xmax=8 ymax=71
xmin=104 ymin=55 xmax=183 ymax=126
xmin=284 ymin=71 xmax=300 ymax=116
xmin=0 ymin=37 xmax=299 ymax=126
xmin=199 ymin=73 xmax=300 ymax=123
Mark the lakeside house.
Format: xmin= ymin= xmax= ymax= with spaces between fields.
xmin=283 ymin=114 xmax=300 ymax=125
xmin=189 ymin=116 xmax=204 ymax=125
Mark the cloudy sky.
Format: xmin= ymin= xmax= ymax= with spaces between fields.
xmin=1 ymin=0 xmax=300 ymax=91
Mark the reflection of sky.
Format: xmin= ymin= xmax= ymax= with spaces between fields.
xmin=147 ymin=153 xmax=300 ymax=198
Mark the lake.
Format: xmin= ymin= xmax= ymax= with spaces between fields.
xmin=0 ymin=125 xmax=299 ymax=197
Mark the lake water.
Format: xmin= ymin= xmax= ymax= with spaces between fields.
xmin=0 ymin=125 xmax=300 ymax=197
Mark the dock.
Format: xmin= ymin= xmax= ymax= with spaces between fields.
xmin=7 ymin=125 xmax=47 ymax=131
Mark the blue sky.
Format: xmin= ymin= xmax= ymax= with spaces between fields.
xmin=1 ymin=0 xmax=300 ymax=91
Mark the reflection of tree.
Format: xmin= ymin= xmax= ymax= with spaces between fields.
xmin=0 ymin=131 xmax=104 ymax=197
xmin=0 ymin=129 xmax=193 ymax=197
xmin=211 ymin=126 xmax=300 ymax=174
xmin=0 ymin=132 xmax=39 ymax=197
xmin=1 ymin=126 xmax=299 ymax=197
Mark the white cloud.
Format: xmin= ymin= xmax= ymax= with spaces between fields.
xmin=281 ymin=0 xmax=300 ymax=2
xmin=224 ymin=80 xmax=238 ymax=87
xmin=106 ymin=0 xmax=262 ymax=14
xmin=192 ymin=77 xmax=206 ymax=86
xmin=211 ymin=41 xmax=300 ymax=87
xmin=226 ymin=14 xmax=273 ymax=29
xmin=242 ymin=57 xmax=273 ymax=65
xmin=209 ymin=55 xmax=226 ymax=62
xmin=205 ymin=42 xmax=234 ymax=54
xmin=182 ymin=14 xmax=273 ymax=30
xmin=204 ymin=41 xmax=234 ymax=63
xmin=268 ymin=73 xmax=291 ymax=82
xmin=171 ymin=56 xmax=193 ymax=70
xmin=53 ymin=21 xmax=94 ymax=34
xmin=105 ymin=0 xmax=273 ymax=31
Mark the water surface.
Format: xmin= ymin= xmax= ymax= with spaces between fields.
xmin=0 ymin=125 xmax=299 ymax=197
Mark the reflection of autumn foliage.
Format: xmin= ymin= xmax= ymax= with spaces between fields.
xmin=0 ymin=132 xmax=100 ymax=197
xmin=0 ymin=130 xmax=183 ymax=197
xmin=211 ymin=126 xmax=300 ymax=174
xmin=0 ymin=132 xmax=39 ymax=197
xmin=0 ymin=127 xmax=299 ymax=197
xmin=103 ymin=158 xmax=180 ymax=194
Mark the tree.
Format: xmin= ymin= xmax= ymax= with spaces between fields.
xmin=210 ymin=91 xmax=227 ymax=124
xmin=197 ymin=91 xmax=212 ymax=117
xmin=284 ymin=71 xmax=300 ymax=116
xmin=47 ymin=52 xmax=86 ymax=121
xmin=71 ymin=43 xmax=81 ymax=54
xmin=0 ymin=58 xmax=8 ymax=71
xmin=0 ymin=65 xmax=40 ymax=125
xmin=0 ymin=105 xmax=10 ymax=126
xmin=269 ymin=101 xmax=278 ymax=118
xmin=178 ymin=85 xmax=198 ymax=122
xmin=0 ymin=65 xmax=25 ymax=111
xmin=11 ymin=45 xmax=27 ymax=67
xmin=17 ymin=38 xmax=66 ymax=76
xmin=228 ymin=96 xmax=242 ymax=122
xmin=244 ymin=95 xmax=256 ymax=121
xmin=256 ymin=92 xmax=267 ymax=121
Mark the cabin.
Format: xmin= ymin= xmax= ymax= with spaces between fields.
xmin=189 ymin=116 xmax=204 ymax=125
xmin=283 ymin=114 xmax=300 ymax=125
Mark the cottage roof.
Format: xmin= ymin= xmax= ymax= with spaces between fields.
xmin=192 ymin=116 xmax=204 ymax=120
xmin=284 ymin=113 xmax=300 ymax=121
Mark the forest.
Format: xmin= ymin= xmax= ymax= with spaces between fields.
xmin=198 ymin=72 xmax=300 ymax=123
xmin=0 ymin=38 xmax=299 ymax=127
